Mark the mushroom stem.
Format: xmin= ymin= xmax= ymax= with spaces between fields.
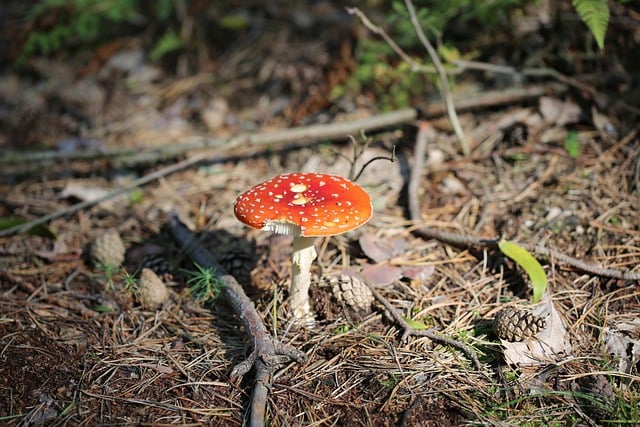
xmin=289 ymin=235 xmax=316 ymax=324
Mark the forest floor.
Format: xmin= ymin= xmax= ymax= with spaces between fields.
xmin=1 ymin=2 xmax=639 ymax=426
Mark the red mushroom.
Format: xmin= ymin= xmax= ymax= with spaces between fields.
xmin=234 ymin=172 xmax=372 ymax=323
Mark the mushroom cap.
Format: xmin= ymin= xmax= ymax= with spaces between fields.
xmin=234 ymin=172 xmax=372 ymax=237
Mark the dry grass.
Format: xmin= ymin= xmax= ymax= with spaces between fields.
xmin=2 ymin=110 xmax=640 ymax=426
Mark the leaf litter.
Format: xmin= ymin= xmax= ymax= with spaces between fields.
xmin=1 ymin=3 xmax=640 ymax=426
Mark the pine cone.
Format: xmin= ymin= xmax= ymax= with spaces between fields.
xmin=91 ymin=229 xmax=125 ymax=268
xmin=493 ymin=307 xmax=546 ymax=342
xmin=138 ymin=268 xmax=170 ymax=309
xmin=217 ymin=248 xmax=254 ymax=285
xmin=328 ymin=274 xmax=374 ymax=312
xmin=201 ymin=232 xmax=255 ymax=286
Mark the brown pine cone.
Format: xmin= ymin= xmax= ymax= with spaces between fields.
xmin=91 ymin=229 xmax=125 ymax=268
xmin=217 ymin=248 xmax=255 ymax=285
xmin=493 ymin=307 xmax=546 ymax=342
xmin=328 ymin=274 xmax=374 ymax=312
xmin=138 ymin=268 xmax=170 ymax=309
xmin=201 ymin=232 xmax=255 ymax=286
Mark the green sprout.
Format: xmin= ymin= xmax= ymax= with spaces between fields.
xmin=122 ymin=271 xmax=140 ymax=297
xmin=183 ymin=263 xmax=224 ymax=303
xmin=94 ymin=262 xmax=122 ymax=291
xmin=563 ymin=131 xmax=581 ymax=159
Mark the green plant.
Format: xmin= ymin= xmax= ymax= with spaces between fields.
xmin=122 ymin=271 xmax=140 ymax=296
xmin=563 ymin=131 xmax=581 ymax=158
xmin=94 ymin=261 xmax=121 ymax=290
xmin=498 ymin=239 xmax=547 ymax=303
xmin=377 ymin=372 xmax=401 ymax=389
xmin=183 ymin=263 xmax=224 ymax=303
xmin=572 ymin=0 xmax=610 ymax=50
xmin=149 ymin=29 xmax=183 ymax=62
xmin=334 ymin=324 xmax=351 ymax=334
xmin=18 ymin=0 xmax=174 ymax=63
xmin=388 ymin=0 xmax=521 ymax=49
xmin=340 ymin=0 xmax=523 ymax=113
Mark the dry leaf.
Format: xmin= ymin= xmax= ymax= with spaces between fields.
xmin=539 ymin=96 xmax=581 ymax=126
xmin=401 ymin=265 xmax=435 ymax=280
xmin=603 ymin=320 xmax=640 ymax=374
xmin=35 ymin=240 xmax=82 ymax=262
xmin=359 ymin=233 xmax=405 ymax=263
xmin=360 ymin=264 xmax=403 ymax=287
xmin=60 ymin=183 xmax=110 ymax=202
xmin=500 ymin=293 xmax=571 ymax=367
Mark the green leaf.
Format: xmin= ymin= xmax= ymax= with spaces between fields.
xmin=403 ymin=317 xmax=429 ymax=330
xmin=498 ymin=239 xmax=547 ymax=303
xmin=92 ymin=304 xmax=113 ymax=313
xmin=149 ymin=30 xmax=183 ymax=62
xmin=572 ymin=0 xmax=610 ymax=50
xmin=218 ymin=12 xmax=250 ymax=30
xmin=563 ymin=131 xmax=580 ymax=158
xmin=0 ymin=216 xmax=56 ymax=239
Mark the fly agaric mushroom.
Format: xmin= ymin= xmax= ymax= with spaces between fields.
xmin=234 ymin=172 xmax=372 ymax=323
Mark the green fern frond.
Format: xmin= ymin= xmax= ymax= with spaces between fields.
xmin=572 ymin=0 xmax=610 ymax=50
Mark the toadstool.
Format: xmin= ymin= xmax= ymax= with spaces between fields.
xmin=234 ymin=172 xmax=372 ymax=324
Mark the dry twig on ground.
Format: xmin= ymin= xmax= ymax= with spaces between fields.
xmin=0 ymin=109 xmax=416 ymax=237
xmin=408 ymin=122 xmax=640 ymax=281
xmin=0 ymin=109 xmax=416 ymax=166
xmin=359 ymin=272 xmax=482 ymax=370
xmin=167 ymin=212 xmax=306 ymax=427
xmin=348 ymin=4 xmax=470 ymax=155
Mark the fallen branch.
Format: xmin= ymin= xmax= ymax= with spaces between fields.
xmin=0 ymin=108 xmax=416 ymax=166
xmin=0 ymin=154 xmax=207 ymax=237
xmin=0 ymin=109 xmax=416 ymax=237
xmin=409 ymin=122 xmax=640 ymax=281
xmin=167 ymin=212 xmax=306 ymax=427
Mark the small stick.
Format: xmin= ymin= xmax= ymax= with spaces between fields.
xmin=404 ymin=0 xmax=470 ymax=155
xmin=0 ymin=109 xmax=417 ymax=166
xmin=357 ymin=272 xmax=482 ymax=370
xmin=167 ymin=212 xmax=306 ymax=427
xmin=408 ymin=123 xmax=640 ymax=281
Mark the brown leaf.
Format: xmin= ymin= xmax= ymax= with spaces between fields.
xmin=35 ymin=240 xmax=82 ymax=262
xmin=500 ymin=293 xmax=571 ymax=368
xmin=539 ymin=97 xmax=581 ymax=126
xmin=401 ymin=265 xmax=435 ymax=280
xmin=361 ymin=263 xmax=403 ymax=287
xmin=359 ymin=233 xmax=405 ymax=263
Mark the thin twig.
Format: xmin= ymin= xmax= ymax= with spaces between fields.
xmin=347 ymin=6 xmax=470 ymax=155
xmin=357 ymin=272 xmax=482 ymax=370
xmin=408 ymin=123 xmax=640 ymax=281
xmin=0 ymin=154 xmax=207 ymax=237
xmin=353 ymin=145 xmax=396 ymax=182
xmin=403 ymin=0 xmax=470 ymax=155
xmin=168 ymin=212 xmax=306 ymax=427
xmin=0 ymin=109 xmax=417 ymax=166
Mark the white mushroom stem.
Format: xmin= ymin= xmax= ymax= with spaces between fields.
xmin=289 ymin=235 xmax=316 ymax=324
